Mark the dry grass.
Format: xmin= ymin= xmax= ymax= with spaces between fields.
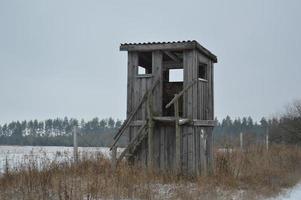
xmin=1 ymin=144 xmax=301 ymax=200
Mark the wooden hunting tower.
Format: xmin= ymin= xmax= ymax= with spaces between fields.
xmin=111 ymin=40 xmax=217 ymax=175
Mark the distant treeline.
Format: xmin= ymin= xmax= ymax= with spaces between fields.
xmin=0 ymin=117 xmax=123 ymax=147
xmin=0 ymin=100 xmax=300 ymax=147
xmin=214 ymin=100 xmax=301 ymax=147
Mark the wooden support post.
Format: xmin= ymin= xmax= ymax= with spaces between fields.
xmin=73 ymin=126 xmax=78 ymax=163
xmin=147 ymin=92 xmax=154 ymax=169
xmin=266 ymin=127 xmax=269 ymax=151
xmin=174 ymin=95 xmax=181 ymax=174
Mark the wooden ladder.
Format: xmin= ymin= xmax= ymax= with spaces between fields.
xmin=110 ymin=79 xmax=160 ymax=167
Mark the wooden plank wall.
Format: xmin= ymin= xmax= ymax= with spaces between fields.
xmin=180 ymin=126 xmax=209 ymax=175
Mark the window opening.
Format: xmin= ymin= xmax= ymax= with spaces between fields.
xmin=137 ymin=52 xmax=152 ymax=75
xmin=198 ymin=63 xmax=207 ymax=80
xmin=138 ymin=66 xmax=146 ymax=75
xmin=169 ymin=69 xmax=183 ymax=82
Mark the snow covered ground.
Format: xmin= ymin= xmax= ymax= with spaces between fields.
xmin=0 ymin=145 xmax=122 ymax=173
xmin=1 ymin=146 xmax=300 ymax=200
xmin=267 ymin=183 xmax=301 ymax=200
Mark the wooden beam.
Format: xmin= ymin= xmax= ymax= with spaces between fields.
xmin=163 ymin=61 xmax=182 ymax=69
xmin=193 ymin=120 xmax=216 ymax=127
xmin=152 ymin=117 xmax=190 ymax=125
xmin=130 ymin=120 xmax=147 ymax=126
xmin=152 ymin=51 xmax=163 ymax=115
xmin=136 ymin=74 xmax=153 ymax=78
xmin=164 ymin=51 xmax=181 ymax=62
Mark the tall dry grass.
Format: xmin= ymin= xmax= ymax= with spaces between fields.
xmin=1 ymin=144 xmax=301 ymax=200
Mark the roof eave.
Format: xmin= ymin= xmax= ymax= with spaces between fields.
xmin=120 ymin=41 xmax=217 ymax=63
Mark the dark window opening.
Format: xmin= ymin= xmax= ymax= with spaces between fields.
xmin=163 ymin=68 xmax=183 ymax=117
xmin=137 ymin=52 xmax=152 ymax=75
xmin=198 ymin=63 xmax=207 ymax=80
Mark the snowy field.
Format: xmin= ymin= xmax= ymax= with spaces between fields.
xmin=0 ymin=145 xmax=121 ymax=173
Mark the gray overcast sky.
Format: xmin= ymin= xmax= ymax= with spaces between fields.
xmin=0 ymin=0 xmax=300 ymax=124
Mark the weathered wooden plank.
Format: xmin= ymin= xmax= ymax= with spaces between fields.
xmin=163 ymin=51 xmax=181 ymax=62
xmin=166 ymin=126 xmax=171 ymax=169
xmin=192 ymin=127 xmax=196 ymax=174
xmin=127 ymin=52 xmax=138 ymax=117
xmin=152 ymin=51 xmax=163 ymax=116
xmin=187 ymin=129 xmax=193 ymax=174
xmin=183 ymin=51 xmax=188 ymax=118
xmin=136 ymin=74 xmax=153 ymax=78
xmin=210 ymin=62 xmax=214 ymax=120
xmin=163 ymin=61 xmax=182 ymax=69
xmin=207 ymin=128 xmax=214 ymax=174
xmin=174 ymin=97 xmax=181 ymax=173
xmin=141 ymin=78 xmax=146 ymax=120
xmin=192 ymin=50 xmax=198 ymax=120
xmin=183 ymin=50 xmax=194 ymax=119
xmin=147 ymin=92 xmax=154 ymax=169
xmin=196 ymin=127 xmax=200 ymax=176
xmin=182 ymin=128 xmax=188 ymax=172
xmin=154 ymin=126 xmax=160 ymax=169
xmin=137 ymin=78 xmax=142 ymax=119
xmin=199 ymin=82 xmax=203 ymax=119
xmin=193 ymin=120 xmax=216 ymax=127
xmin=199 ymin=128 xmax=206 ymax=176
xmin=170 ymin=125 xmax=176 ymax=171
xmin=160 ymin=126 xmax=165 ymax=170
xmin=130 ymin=120 xmax=147 ymax=126
xmin=207 ymin=61 xmax=211 ymax=120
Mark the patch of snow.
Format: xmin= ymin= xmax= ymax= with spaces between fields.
xmin=268 ymin=183 xmax=301 ymax=200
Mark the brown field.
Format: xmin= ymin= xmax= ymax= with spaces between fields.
xmin=1 ymin=144 xmax=301 ymax=200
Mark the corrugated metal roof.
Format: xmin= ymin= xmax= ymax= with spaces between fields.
xmin=120 ymin=40 xmax=217 ymax=63
xmin=120 ymin=40 xmax=197 ymax=46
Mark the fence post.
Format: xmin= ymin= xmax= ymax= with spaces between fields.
xmin=266 ymin=127 xmax=269 ymax=151
xmin=73 ymin=126 xmax=78 ymax=163
xmin=240 ymin=132 xmax=243 ymax=150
